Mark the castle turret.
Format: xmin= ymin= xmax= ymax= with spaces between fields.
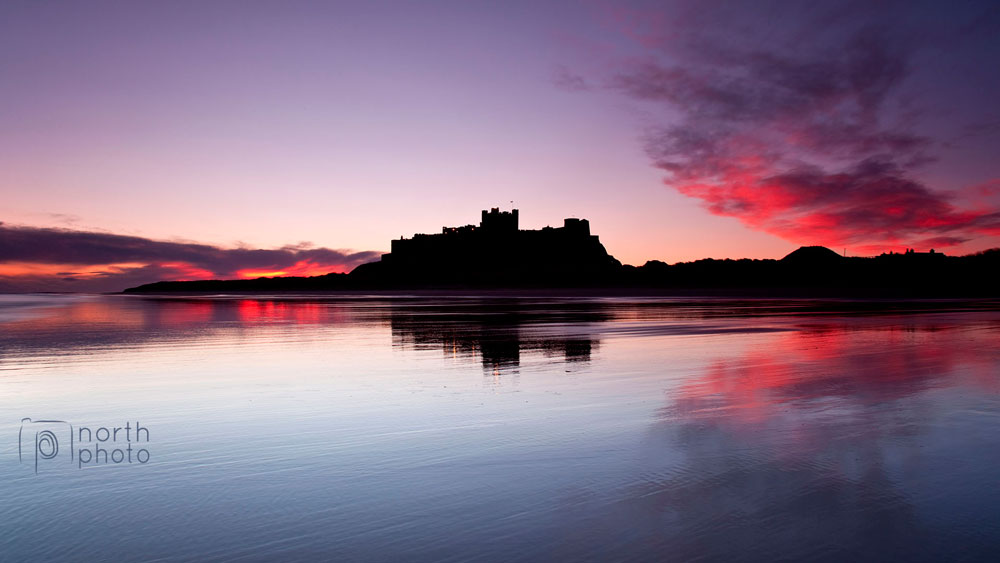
xmin=563 ymin=218 xmax=590 ymax=236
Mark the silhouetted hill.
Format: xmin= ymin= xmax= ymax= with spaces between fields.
xmin=781 ymin=246 xmax=844 ymax=264
xmin=124 ymin=272 xmax=353 ymax=293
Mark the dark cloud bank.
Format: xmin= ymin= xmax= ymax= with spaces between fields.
xmin=590 ymin=0 xmax=1000 ymax=250
xmin=0 ymin=223 xmax=380 ymax=293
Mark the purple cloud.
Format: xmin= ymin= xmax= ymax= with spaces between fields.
xmin=0 ymin=223 xmax=380 ymax=292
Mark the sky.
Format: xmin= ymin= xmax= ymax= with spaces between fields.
xmin=2 ymin=0 xmax=999 ymax=291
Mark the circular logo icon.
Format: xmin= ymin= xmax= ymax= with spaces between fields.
xmin=36 ymin=430 xmax=59 ymax=460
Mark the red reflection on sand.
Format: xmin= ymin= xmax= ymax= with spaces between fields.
xmin=152 ymin=300 xmax=215 ymax=327
xmin=673 ymin=316 xmax=1000 ymax=426
xmin=235 ymin=300 xmax=327 ymax=325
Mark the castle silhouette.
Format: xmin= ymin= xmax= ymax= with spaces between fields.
xmin=352 ymin=208 xmax=621 ymax=285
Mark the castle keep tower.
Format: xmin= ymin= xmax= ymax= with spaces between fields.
xmin=480 ymin=208 xmax=518 ymax=232
xmin=562 ymin=218 xmax=590 ymax=236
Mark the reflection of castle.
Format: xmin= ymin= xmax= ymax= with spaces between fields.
xmin=377 ymin=208 xmax=620 ymax=284
xmin=388 ymin=300 xmax=604 ymax=373
xmin=392 ymin=323 xmax=596 ymax=373
xmin=392 ymin=323 xmax=598 ymax=372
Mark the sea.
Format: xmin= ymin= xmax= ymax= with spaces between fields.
xmin=2 ymin=293 xmax=999 ymax=562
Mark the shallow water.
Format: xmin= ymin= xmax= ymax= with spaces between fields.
xmin=2 ymin=294 xmax=999 ymax=561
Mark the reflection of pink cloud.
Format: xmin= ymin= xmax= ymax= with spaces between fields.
xmin=154 ymin=300 xmax=214 ymax=327
xmin=674 ymin=317 xmax=1000 ymax=427
xmin=236 ymin=300 xmax=327 ymax=325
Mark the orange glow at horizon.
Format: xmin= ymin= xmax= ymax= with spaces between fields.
xmin=0 ymin=259 xmax=351 ymax=283
xmin=240 ymin=270 xmax=288 ymax=278
xmin=0 ymin=261 xmax=147 ymax=278
xmin=236 ymin=260 xmax=346 ymax=279
xmin=156 ymin=262 xmax=216 ymax=280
